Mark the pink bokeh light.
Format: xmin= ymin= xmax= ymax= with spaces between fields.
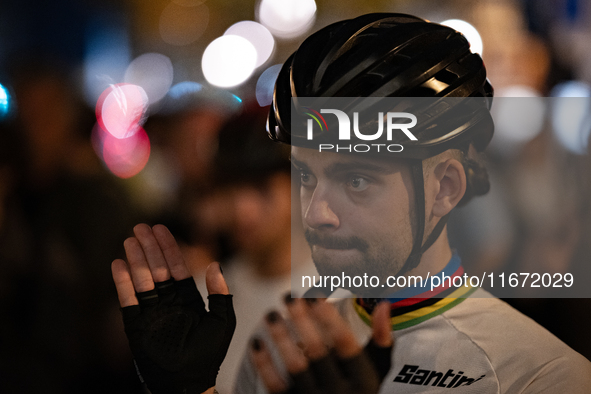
xmin=92 ymin=123 xmax=151 ymax=179
xmin=95 ymin=83 xmax=148 ymax=139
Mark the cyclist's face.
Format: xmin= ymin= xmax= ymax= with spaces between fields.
xmin=291 ymin=147 xmax=416 ymax=291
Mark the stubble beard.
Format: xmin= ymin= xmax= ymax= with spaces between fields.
xmin=305 ymin=228 xmax=411 ymax=296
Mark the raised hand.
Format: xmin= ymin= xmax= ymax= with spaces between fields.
xmin=251 ymin=297 xmax=393 ymax=394
xmin=112 ymin=224 xmax=236 ymax=394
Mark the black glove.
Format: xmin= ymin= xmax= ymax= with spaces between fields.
xmin=283 ymin=339 xmax=392 ymax=394
xmin=121 ymin=277 xmax=236 ymax=394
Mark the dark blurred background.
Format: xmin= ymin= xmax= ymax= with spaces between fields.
xmin=1 ymin=0 xmax=591 ymax=393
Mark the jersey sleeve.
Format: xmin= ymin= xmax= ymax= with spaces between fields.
xmin=518 ymin=353 xmax=591 ymax=394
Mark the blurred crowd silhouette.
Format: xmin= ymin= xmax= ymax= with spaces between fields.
xmin=0 ymin=58 xmax=141 ymax=393
xmin=2 ymin=0 xmax=591 ymax=393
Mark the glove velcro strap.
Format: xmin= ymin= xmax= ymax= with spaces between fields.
xmin=155 ymin=278 xmax=176 ymax=294
xmin=137 ymin=288 xmax=159 ymax=306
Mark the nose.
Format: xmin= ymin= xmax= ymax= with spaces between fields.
xmin=303 ymin=187 xmax=340 ymax=230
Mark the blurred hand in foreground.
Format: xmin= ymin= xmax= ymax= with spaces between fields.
xmin=112 ymin=223 xmax=235 ymax=394
xmin=251 ymin=297 xmax=393 ymax=394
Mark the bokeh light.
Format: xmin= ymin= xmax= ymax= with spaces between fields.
xmin=224 ymin=21 xmax=275 ymax=67
xmin=96 ymin=83 xmax=149 ymax=139
xmin=168 ymin=81 xmax=203 ymax=99
xmin=256 ymin=64 xmax=282 ymax=106
xmin=551 ymin=81 xmax=591 ymax=98
xmin=0 ymin=83 xmax=11 ymax=119
xmin=159 ymin=2 xmax=209 ymax=46
xmin=124 ymin=53 xmax=174 ymax=105
xmin=441 ymin=19 xmax=483 ymax=55
xmin=202 ymin=35 xmax=257 ymax=88
xmin=160 ymin=82 xmax=243 ymax=115
xmin=491 ymin=86 xmax=545 ymax=153
xmin=257 ymin=0 xmax=316 ymax=39
xmin=551 ymin=82 xmax=591 ymax=155
xmin=92 ymin=123 xmax=151 ymax=179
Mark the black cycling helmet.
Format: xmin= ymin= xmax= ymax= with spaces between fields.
xmin=268 ymin=13 xmax=494 ymax=157
xmin=269 ymin=13 xmax=495 ymax=277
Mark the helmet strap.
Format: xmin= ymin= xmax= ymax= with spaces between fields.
xmin=397 ymin=160 xmax=450 ymax=276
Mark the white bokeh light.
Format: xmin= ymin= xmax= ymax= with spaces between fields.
xmin=551 ymin=82 xmax=591 ymax=155
xmin=202 ymin=35 xmax=257 ymax=88
xmin=224 ymin=21 xmax=275 ymax=67
xmin=441 ymin=19 xmax=483 ymax=55
xmin=257 ymin=0 xmax=316 ymax=39
xmin=551 ymin=81 xmax=591 ymax=98
xmin=491 ymin=86 xmax=546 ymax=154
xmin=124 ymin=53 xmax=174 ymax=105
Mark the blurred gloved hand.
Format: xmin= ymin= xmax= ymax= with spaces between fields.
xmin=251 ymin=297 xmax=393 ymax=394
xmin=112 ymin=224 xmax=236 ymax=394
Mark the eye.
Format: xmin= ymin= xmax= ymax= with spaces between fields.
xmin=348 ymin=175 xmax=369 ymax=191
xmin=300 ymin=171 xmax=316 ymax=188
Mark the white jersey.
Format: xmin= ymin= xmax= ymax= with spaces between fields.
xmin=339 ymin=289 xmax=591 ymax=393
xmin=232 ymin=257 xmax=591 ymax=393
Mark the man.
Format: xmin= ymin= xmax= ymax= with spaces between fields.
xmin=112 ymin=13 xmax=591 ymax=394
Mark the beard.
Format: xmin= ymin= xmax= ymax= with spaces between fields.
xmin=304 ymin=228 xmax=410 ymax=297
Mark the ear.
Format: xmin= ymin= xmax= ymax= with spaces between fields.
xmin=431 ymin=159 xmax=466 ymax=218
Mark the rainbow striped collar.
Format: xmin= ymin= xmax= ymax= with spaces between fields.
xmin=354 ymin=254 xmax=476 ymax=330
